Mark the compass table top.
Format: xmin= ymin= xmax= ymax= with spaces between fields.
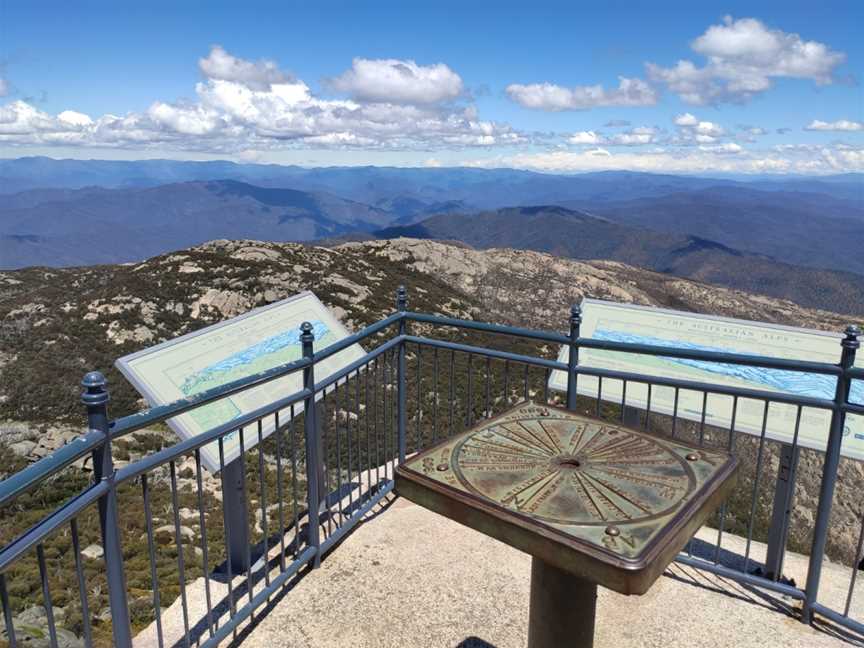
xmin=395 ymin=402 xmax=738 ymax=595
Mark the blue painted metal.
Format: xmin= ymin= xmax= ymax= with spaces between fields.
xmin=82 ymin=372 xmax=133 ymax=648
xmin=301 ymin=322 xmax=323 ymax=568
xmin=803 ymin=325 xmax=860 ymax=623
xmin=397 ymin=286 xmax=408 ymax=463
xmin=566 ymin=304 xmax=582 ymax=411
xmin=3 ymin=305 xmax=864 ymax=645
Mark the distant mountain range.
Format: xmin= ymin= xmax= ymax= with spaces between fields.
xmin=372 ymin=206 xmax=864 ymax=315
xmin=0 ymin=157 xmax=861 ymax=315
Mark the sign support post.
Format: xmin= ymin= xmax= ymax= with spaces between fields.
xmin=763 ymin=443 xmax=800 ymax=581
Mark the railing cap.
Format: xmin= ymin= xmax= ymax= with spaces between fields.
xmin=81 ymin=371 xmax=109 ymax=407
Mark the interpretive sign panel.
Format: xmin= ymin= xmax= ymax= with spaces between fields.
xmin=548 ymin=299 xmax=864 ymax=461
xmin=116 ymin=291 xmax=365 ymax=472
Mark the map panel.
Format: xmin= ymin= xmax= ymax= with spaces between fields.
xmin=116 ymin=291 xmax=365 ymax=472
xmin=548 ymin=299 xmax=864 ymax=461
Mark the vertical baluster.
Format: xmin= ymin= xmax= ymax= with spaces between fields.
xmin=289 ymin=405 xmax=300 ymax=556
xmin=273 ymin=412 xmax=287 ymax=573
xmin=504 ymin=360 xmax=510 ymax=407
xmin=671 ymin=388 xmax=680 ymax=437
xmin=0 ymin=573 xmax=16 ymax=648
xmin=141 ymin=473 xmax=164 ymax=646
xmin=467 ymin=353 xmax=474 ymax=427
xmin=433 ymin=348 xmax=440 ymax=444
xmin=699 ymin=391 xmax=709 ymax=445
xmin=416 ymin=344 xmax=423 ymax=451
xmin=485 ymin=356 xmax=492 ymax=418
xmin=596 ymin=376 xmax=603 ymax=417
xmin=714 ymin=396 xmax=738 ymax=565
xmin=194 ymin=449 xmax=215 ymax=637
xmin=321 ymin=388 xmax=332 ymax=537
xmin=36 ymin=543 xmax=58 ymax=648
xmin=69 ymin=518 xmax=93 ymax=647
xmin=744 ymin=401 xmax=771 ymax=572
xmin=844 ymin=516 xmax=864 ymax=617
xmin=334 ymin=382 xmax=343 ymax=527
xmin=449 ymin=350 xmax=456 ymax=436
xmin=255 ymin=420 xmax=270 ymax=588
xmin=523 ymin=363 xmax=529 ymax=402
xmin=620 ymin=380 xmax=628 ymax=422
xmin=543 ymin=367 xmax=550 ymax=404
xmin=373 ymin=358 xmax=381 ymax=486
xmin=644 ymin=384 xmax=653 ymax=430
xmin=168 ymin=461 xmax=191 ymax=648
xmin=344 ymin=372 xmax=355 ymax=517
xmin=217 ymin=438 xmax=236 ymax=616
xmin=238 ymin=429 xmax=254 ymax=606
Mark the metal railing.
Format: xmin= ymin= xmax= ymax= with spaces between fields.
xmin=0 ymin=286 xmax=861 ymax=647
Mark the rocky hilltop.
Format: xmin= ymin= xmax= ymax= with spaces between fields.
xmin=0 ymin=238 xmax=862 ymax=641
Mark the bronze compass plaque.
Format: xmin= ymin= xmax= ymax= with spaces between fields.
xmin=396 ymin=402 xmax=738 ymax=595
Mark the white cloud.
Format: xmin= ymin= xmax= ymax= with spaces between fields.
xmin=674 ymin=113 xmax=698 ymax=126
xmin=568 ymin=126 xmax=658 ymax=147
xmin=466 ymin=141 xmax=861 ymax=175
xmin=198 ymin=45 xmax=291 ymax=91
xmin=327 ymin=58 xmax=463 ymax=105
xmin=568 ymin=130 xmax=603 ymax=145
xmin=647 ymin=17 xmax=846 ymax=104
xmin=804 ymin=119 xmax=863 ymax=132
xmin=506 ymin=76 xmax=658 ymax=111
xmin=0 ymin=48 xmax=523 ymax=153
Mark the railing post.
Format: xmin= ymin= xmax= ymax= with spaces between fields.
xmin=82 ymin=372 xmax=132 ymax=648
xmin=566 ymin=305 xmax=582 ymax=412
xmin=397 ymin=285 xmax=408 ymax=464
xmin=802 ymin=325 xmax=860 ymax=623
xmin=300 ymin=322 xmax=322 ymax=568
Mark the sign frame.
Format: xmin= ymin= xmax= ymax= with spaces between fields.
xmin=548 ymin=298 xmax=863 ymax=461
xmin=116 ymin=290 xmax=366 ymax=472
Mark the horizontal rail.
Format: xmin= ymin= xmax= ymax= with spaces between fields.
xmin=810 ymin=601 xmax=864 ymax=639
xmin=0 ymin=480 xmax=108 ymax=572
xmin=410 ymin=335 xmax=836 ymax=411
xmin=116 ymin=387 xmax=310 ymax=484
xmin=846 ymin=403 xmax=864 ymax=415
xmin=407 ymin=312 xmax=569 ymax=345
xmin=112 ymin=356 xmax=311 ymax=438
xmin=314 ymin=336 xmax=403 ymax=393
xmin=407 ymin=311 xmax=842 ymax=376
xmin=849 ymin=367 xmax=864 ymax=379
xmin=406 ymin=335 xmax=566 ymax=372
xmin=200 ymin=545 xmax=317 ymax=648
xmin=313 ymin=312 xmax=403 ymax=363
xmin=675 ymin=554 xmax=805 ymax=600
xmin=0 ymin=430 xmax=105 ymax=507
xmin=320 ymin=479 xmax=394 ymax=554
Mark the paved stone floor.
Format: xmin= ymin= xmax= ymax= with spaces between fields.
xmin=138 ymin=491 xmax=864 ymax=648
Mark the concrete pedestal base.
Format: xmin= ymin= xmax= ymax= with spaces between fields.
xmin=528 ymin=557 xmax=597 ymax=648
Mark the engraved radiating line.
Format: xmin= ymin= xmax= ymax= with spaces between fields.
xmin=465 ymin=437 xmax=549 ymax=459
xmin=576 ymin=427 xmax=615 ymax=455
xmin=493 ymin=425 xmax=557 ymax=456
xmin=501 ymin=468 xmax=558 ymax=505
xmin=584 ymin=472 xmax=654 ymax=514
xmin=587 ymin=434 xmax=647 ymax=458
xmin=567 ymin=423 xmax=590 ymax=455
xmin=497 ymin=423 xmax=553 ymax=455
xmin=458 ymin=458 xmax=549 ymax=467
xmin=516 ymin=471 xmax=564 ymax=511
xmin=571 ymin=471 xmax=607 ymax=521
xmin=577 ymin=472 xmax=631 ymax=520
xmin=515 ymin=421 xmax=559 ymax=455
xmin=536 ymin=420 xmax=563 ymax=454
xmin=591 ymin=465 xmax=686 ymax=490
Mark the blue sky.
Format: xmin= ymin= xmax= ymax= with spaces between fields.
xmin=1 ymin=0 xmax=862 ymax=174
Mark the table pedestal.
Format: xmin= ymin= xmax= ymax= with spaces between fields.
xmin=528 ymin=557 xmax=597 ymax=648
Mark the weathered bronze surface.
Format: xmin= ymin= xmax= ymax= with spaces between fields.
xmin=395 ymin=402 xmax=738 ymax=595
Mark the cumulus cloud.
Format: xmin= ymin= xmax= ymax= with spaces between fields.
xmin=327 ymin=58 xmax=463 ymax=105
xmin=647 ymin=16 xmax=846 ymax=105
xmin=466 ymin=141 xmax=860 ymax=175
xmin=804 ymin=119 xmax=863 ymax=132
xmin=199 ymin=45 xmax=291 ymax=90
xmin=673 ymin=113 xmax=698 ymax=127
xmin=0 ymin=48 xmax=523 ymax=153
xmin=506 ymin=77 xmax=658 ymax=111
xmin=568 ymin=126 xmax=659 ymax=147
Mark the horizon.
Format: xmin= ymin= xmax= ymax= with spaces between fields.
xmin=1 ymin=1 xmax=862 ymax=176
